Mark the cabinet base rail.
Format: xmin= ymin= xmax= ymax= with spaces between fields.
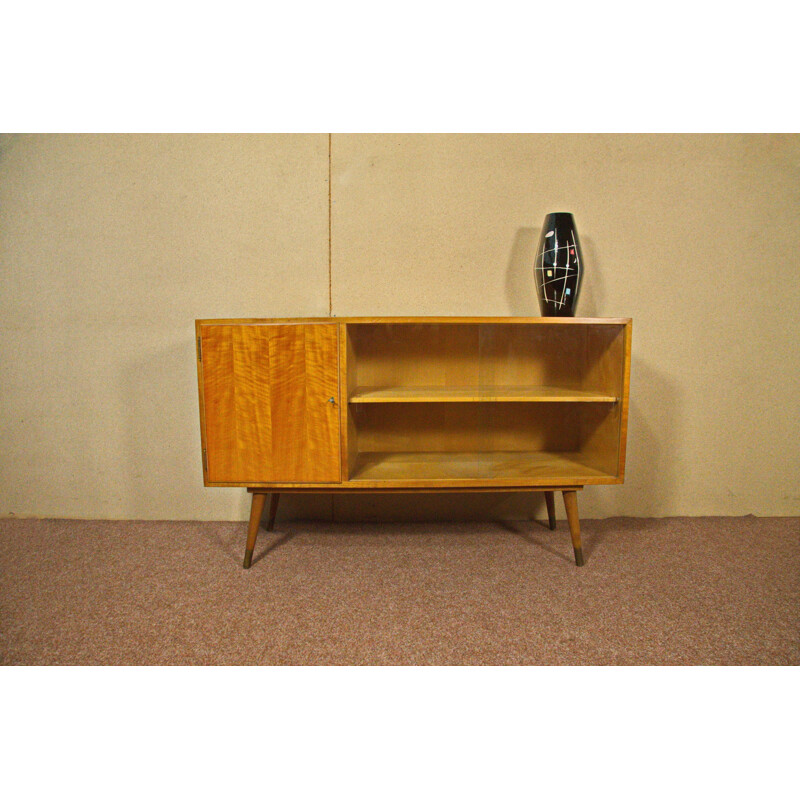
xmin=242 ymin=486 xmax=585 ymax=569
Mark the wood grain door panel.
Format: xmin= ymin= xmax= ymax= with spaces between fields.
xmin=200 ymin=323 xmax=340 ymax=484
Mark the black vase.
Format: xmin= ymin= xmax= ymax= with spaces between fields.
xmin=534 ymin=212 xmax=583 ymax=317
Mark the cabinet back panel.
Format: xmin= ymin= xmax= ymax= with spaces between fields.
xmin=348 ymin=323 xmax=623 ymax=392
xmin=352 ymin=403 xmax=595 ymax=453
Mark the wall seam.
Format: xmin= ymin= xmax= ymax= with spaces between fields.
xmin=328 ymin=133 xmax=335 ymax=522
xmin=328 ymin=132 xmax=332 ymax=317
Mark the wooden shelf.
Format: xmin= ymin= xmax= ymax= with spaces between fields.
xmin=349 ymin=385 xmax=618 ymax=403
xmin=349 ymin=450 xmax=616 ymax=483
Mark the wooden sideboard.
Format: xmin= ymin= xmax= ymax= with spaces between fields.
xmin=195 ymin=317 xmax=632 ymax=568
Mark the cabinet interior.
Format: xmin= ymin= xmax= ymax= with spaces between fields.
xmin=344 ymin=322 xmax=626 ymax=483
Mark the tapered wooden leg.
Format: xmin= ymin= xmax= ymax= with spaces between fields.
xmin=544 ymin=491 xmax=556 ymax=530
xmin=562 ymin=490 xmax=584 ymax=567
xmin=267 ymin=493 xmax=280 ymax=531
xmin=243 ymin=492 xmax=267 ymax=569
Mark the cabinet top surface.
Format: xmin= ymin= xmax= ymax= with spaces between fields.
xmin=197 ymin=316 xmax=632 ymax=326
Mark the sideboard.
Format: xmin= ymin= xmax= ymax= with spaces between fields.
xmin=195 ymin=317 xmax=632 ymax=568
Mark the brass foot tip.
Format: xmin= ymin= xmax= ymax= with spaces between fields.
xmin=574 ymin=547 xmax=585 ymax=567
xmin=243 ymin=550 xmax=253 ymax=569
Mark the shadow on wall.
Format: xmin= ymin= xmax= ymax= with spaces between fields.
xmin=505 ymin=227 xmax=538 ymax=315
xmin=615 ymin=357 xmax=682 ymax=517
xmin=120 ymin=337 xmax=213 ymax=520
xmin=330 ymin=490 xmax=548 ymax=524
xmin=578 ymin=235 xmax=604 ymax=317
xmin=506 ymin=227 xmax=605 ymax=317
xmin=120 ymin=334 xmax=332 ymax=522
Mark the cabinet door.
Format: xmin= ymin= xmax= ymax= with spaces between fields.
xmin=199 ymin=323 xmax=340 ymax=484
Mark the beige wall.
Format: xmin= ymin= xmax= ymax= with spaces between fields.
xmin=1 ymin=133 xmax=798 ymax=521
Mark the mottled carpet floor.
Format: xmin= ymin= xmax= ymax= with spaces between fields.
xmin=1 ymin=516 xmax=798 ymax=665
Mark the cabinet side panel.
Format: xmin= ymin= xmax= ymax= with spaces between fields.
xmin=616 ymin=320 xmax=632 ymax=479
xmin=579 ymin=325 xmax=626 ymax=477
xmin=581 ymin=324 xmax=625 ymax=395
xmin=196 ymin=321 xmax=209 ymax=482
